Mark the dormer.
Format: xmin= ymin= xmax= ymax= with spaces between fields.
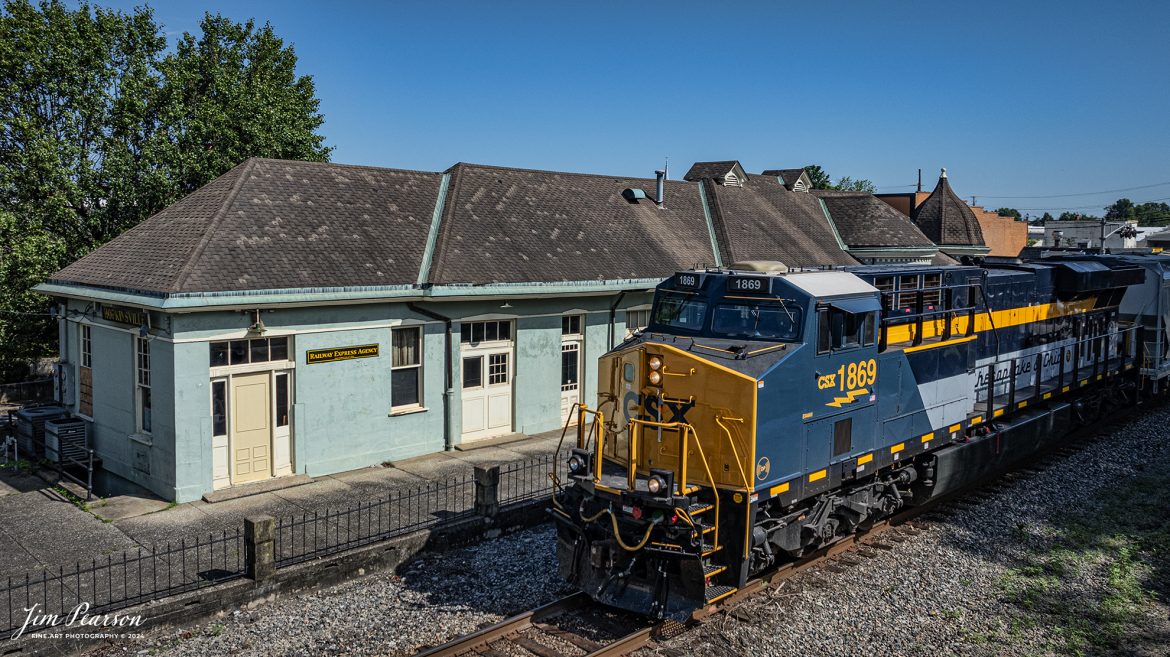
xmin=683 ymin=160 xmax=748 ymax=187
xmin=762 ymin=168 xmax=812 ymax=193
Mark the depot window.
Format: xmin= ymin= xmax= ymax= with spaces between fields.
xmin=210 ymin=336 xmax=290 ymax=367
xmin=391 ymin=327 xmax=422 ymax=409
xmin=135 ymin=337 xmax=151 ymax=434
xmin=460 ymin=321 xmax=512 ymax=345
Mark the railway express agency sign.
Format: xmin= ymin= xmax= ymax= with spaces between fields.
xmin=306 ymin=344 xmax=380 ymax=364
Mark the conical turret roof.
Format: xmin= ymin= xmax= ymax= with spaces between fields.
xmin=912 ymin=168 xmax=985 ymax=247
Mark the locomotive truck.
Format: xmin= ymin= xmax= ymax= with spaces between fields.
xmin=551 ymin=253 xmax=1170 ymax=621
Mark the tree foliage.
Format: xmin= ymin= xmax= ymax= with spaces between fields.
xmin=996 ymin=208 xmax=1022 ymax=220
xmin=802 ymin=165 xmax=875 ymax=192
xmin=0 ymin=0 xmax=330 ymax=381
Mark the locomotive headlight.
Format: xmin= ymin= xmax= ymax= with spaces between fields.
xmin=647 ymin=475 xmax=665 ymax=494
xmin=648 ymin=370 xmax=662 ymax=385
xmin=567 ymin=448 xmax=592 ymax=477
xmin=647 ymin=469 xmax=674 ymax=497
xmin=648 ymin=356 xmax=662 ymax=371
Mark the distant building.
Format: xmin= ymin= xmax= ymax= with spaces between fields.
xmin=876 ymin=169 xmax=1027 ymax=258
xmin=1043 ymin=220 xmax=1137 ymax=250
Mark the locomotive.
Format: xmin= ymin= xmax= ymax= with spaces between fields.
xmin=551 ymin=252 xmax=1170 ymax=621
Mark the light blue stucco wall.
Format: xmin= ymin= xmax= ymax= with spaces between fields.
xmin=58 ymin=291 xmax=654 ymax=502
xmin=60 ymin=300 xmax=179 ymax=500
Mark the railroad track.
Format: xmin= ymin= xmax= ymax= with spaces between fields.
xmin=414 ymin=592 xmax=662 ymax=657
xmin=413 ymin=398 xmax=1162 ymax=657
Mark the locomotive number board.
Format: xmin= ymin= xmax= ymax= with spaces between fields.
xmin=674 ymin=272 xmax=703 ymax=289
xmin=726 ymin=276 xmax=774 ymax=294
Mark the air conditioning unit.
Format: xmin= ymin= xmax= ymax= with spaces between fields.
xmin=15 ymin=406 xmax=68 ymax=459
xmin=45 ymin=418 xmax=88 ymax=465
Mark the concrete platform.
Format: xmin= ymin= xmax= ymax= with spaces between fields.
xmin=0 ymin=428 xmax=564 ymax=581
xmin=202 ymin=473 xmax=313 ymax=503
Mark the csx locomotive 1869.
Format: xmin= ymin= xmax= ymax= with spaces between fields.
xmin=551 ymin=253 xmax=1170 ymax=621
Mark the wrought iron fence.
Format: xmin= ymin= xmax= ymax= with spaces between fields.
xmin=0 ymin=529 xmax=243 ymax=637
xmin=499 ymin=452 xmax=558 ymax=506
xmin=0 ymin=450 xmax=558 ymax=638
xmin=274 ymin=473 xmax=477 ymax=568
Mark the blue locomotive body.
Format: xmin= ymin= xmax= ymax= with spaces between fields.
xmin=552 ymin=253 xmax=1169 ymax=620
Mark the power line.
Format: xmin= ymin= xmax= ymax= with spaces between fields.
xmin=974 ymin=180 xmax=1170 ymax=200
xmin=1014 ymin=195 xmax=1170 ymax=212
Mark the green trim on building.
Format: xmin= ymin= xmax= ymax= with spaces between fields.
xmin=416 ymin=172 xmax=452 ymax=286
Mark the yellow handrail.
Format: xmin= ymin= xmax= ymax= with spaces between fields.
xmin=625 ymin=418 xmax=724 ymax=554
xmin=571 ymin=404 xmax=606 ymax=484
xmin=714 ymin=416 xmax=750 ymax=491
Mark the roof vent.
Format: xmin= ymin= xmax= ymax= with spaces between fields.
xmin=729 ymin=260 xmax=789 ymax=273
xmin=621 ymin=188 xmax=648 ymax=203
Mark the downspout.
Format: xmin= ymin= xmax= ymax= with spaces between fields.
xmin=407 ymin=303 xmax=455 ymax=452
xmin=608 ymin=291 xmax=627 ymax=348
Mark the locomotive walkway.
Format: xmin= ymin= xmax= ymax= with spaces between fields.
xmin=0 ymin=429 xmax=562 ymax=582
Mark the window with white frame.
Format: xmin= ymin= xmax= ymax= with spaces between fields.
xmin=459 ymin=320 xmax=511 ymax=345
xmin=391 ymin=326 xmax=422 ymax=408
xmin=78 ymin=325 xmax=93 ymax=417
xmin=561 ymin=315 xmax=583 ymax=336
xmin=135 ymin=336 xmax=151 ymax=433
xmin=626 ymin=309 xmax=650 ymax=336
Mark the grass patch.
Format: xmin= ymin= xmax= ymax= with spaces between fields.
xmin=995 ymin=456 xmax=1170 ymax=655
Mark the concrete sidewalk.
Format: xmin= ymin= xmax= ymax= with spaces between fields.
xmin=0 ymin=429 xmax=566 ymax=581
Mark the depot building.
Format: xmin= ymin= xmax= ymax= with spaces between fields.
xmin=37 ymin=158 xmax=981 ymax=502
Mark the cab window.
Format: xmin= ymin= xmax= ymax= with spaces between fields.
xmin=711 ymin=302 xmax=801 ymax=341
xmin=652 ymin=292 xmax=708 ymax=332
xmin=818 ymin=308 xmax=876 ymax=353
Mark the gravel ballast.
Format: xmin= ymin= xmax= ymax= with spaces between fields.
xmin=86 ymin=404 xmax=1170 ymax=657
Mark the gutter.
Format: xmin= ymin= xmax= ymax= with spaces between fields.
xmin=607 ymin=291 xmax=627 ymax=348
xmin=33 ymin=278 xmax=666 ymax=312
xmin=407 ymin=303 xmax=455 ymax=452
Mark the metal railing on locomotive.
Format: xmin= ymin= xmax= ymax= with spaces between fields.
xmin=574 ymin=403 xmax=755 ymax=561
xmin=974 ymin=324 xmax=1141 ymax=418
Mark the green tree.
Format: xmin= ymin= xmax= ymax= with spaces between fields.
xmin=833 ymin=176 xmax=877 ymax=193
xmin=1133 ymin=202 xmax=1170 ymax=226
xmin=1057 ymin=211 xmax=1100 ymax=222
xmin=152 ymin=13 xmax=330 ymax=197
xmin=803 ymin=164 xmax=832 ymax=190
xmin=996 ymin=208 xmax=1022 ymax=220
xmin=1105 ymin=198 xmax=1136 ymax=221
xmin=802 ymin=165 xmax=876 ymax=192
xmin=0 ymin=2 xmax=330 ymax=381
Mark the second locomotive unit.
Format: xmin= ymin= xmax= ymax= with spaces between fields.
xmin=551 ymin=253 xmax=1170 ymax=621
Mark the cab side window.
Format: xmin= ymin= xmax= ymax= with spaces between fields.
xmin=818 ymin=308 xmax=876 ymax=353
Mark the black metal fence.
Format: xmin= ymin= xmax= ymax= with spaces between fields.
xmin=1 ymin=529 xmax=243 ymax=637
xmin=499 ymin=451 xmax=558 ymax=506
xmin=0 ymin=451 xmax=559 ymax=637
xmin=274 ymin=473 xmax=477 ymax=568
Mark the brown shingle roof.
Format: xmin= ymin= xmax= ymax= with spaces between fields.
xmin=427 ymin=163 xmax=716 ymax=284
xmin=683 ymin=161 xmax=746 ymax=182
xmin=704 ymin=176 xmax=856 ymax=267
xmin=761 ymin=169 xmax=808 ymax=190
xmin=814 ymin=191 xmax=934 ymax=248
xmin=50 ymin=158 xmax=443 ymax=294
xmin=912 ymin=171 xmax=986 ymax=246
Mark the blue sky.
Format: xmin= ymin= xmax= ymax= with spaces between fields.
xmin=100 ymin=0 xmax=1170 ymax=217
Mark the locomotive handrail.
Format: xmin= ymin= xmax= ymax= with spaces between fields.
xmin=975 ymin=324 xmax=1139 ymax=415
xmin=572 ymin=404 xmax=607 ymax=484
xmin=626 ymin=418 xmax=726 ymax=556
xmin=715 ymin=415 xmax=754 ymax=560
